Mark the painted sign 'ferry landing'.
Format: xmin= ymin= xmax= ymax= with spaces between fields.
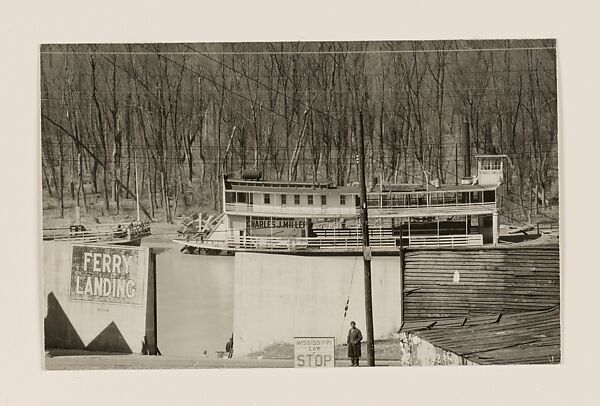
xmin=174 ymin=155 xmax=508 ymax=255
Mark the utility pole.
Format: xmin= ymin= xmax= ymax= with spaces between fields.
xmin=134 ymin=150 xmax=140 ymax=222
xmin=455 ymin=144 xmax=459 ymax=185
xmin=462 ymin=116 xmax=471 ymax=178
xmin=358 ymin=110 xmax=375 ymax=367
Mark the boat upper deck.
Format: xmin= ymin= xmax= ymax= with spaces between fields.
xmin=223 ymin=177 xmax=499 ymax=219
xmin=225 ymin=179 xmax=497 ymax=194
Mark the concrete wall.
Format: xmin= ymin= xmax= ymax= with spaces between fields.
xmin=233 ymin=253 xmax=402 ymax=357
xmin=156 ymin=251 xmax=234 ymax=358
xmin=43 ymin=241 xmax=150 ymax=353
xmin=398 ymin=332 xmax=473 ymax=366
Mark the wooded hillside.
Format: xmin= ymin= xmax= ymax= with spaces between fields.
xmin=40 ymin=40 xmax=558 ymax=224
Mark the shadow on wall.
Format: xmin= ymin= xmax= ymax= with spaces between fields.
xmin=44 ymin=292 xmax=132 ymax=354
xmin=44 ymin=292 xmax=85 ymax=350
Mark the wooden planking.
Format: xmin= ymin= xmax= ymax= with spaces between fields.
xmin=403 ymin=245 xmax=560 ymax=320
xmin=401 ymin=306 xmax=560 ymax=365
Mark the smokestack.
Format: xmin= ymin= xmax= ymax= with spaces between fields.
xmin=462 ymin=116 xmax=471 ymax=178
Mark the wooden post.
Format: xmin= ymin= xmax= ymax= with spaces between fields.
xmin=399 ymin=236 xmax=405 ymax=326
xmin=358 ymin=110 xmax=375 ymax=367
xmin=455 ymin=143 xmax=459 ymax=185
xmin=493 ymin=212 xmax=499 ymax=246
xmin=462 ymin=117 xmax=471 ymax=178
xmin=145 ymin=249 xmax=158 ymax=355
xmin=134 ymin=150 xmax=140 ymax=222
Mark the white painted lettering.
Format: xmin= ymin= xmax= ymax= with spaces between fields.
xmin=103 ymin=278 xmax=112 ymax=296
xmin=83 ymin=252 xmax=92 ymax=271
xmin=122 ymin=255 xmax=132 ymax=275
xmin=102 ymin=254 xmax=111 ymax=273
xmin=93 ymin=277 xmax=102 ymax=296
xmin=112 ymin=255 xmax=122 ymax=274
xmin=116 ymin=279 xmax=126 ymax=298
xmin=125 ymin=280 xmax=136 ymax=298
xmin=75 ymin=275 xmax=84 ymax=294
xmin=93 ymin=253 xmax=102 ymax=272
xmin=84 ymin=277 xmax=93 ymax=295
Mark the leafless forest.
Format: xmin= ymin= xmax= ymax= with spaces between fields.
xmin=40 ymin=40 xmax=558 ymax=224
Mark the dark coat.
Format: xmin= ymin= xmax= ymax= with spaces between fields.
xmin=347 ymin=327 xmax=363 ymax=358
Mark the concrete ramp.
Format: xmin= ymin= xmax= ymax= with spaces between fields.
xmin=233 ymin=253 xmax=402 ymax=357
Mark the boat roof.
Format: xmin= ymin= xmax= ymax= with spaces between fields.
xmin=474 ymin=154 xmax=509 ymax=159
xmin=399 ymin=306 xmax=560 ymax=365
xmin=383 ymin=183 xmax=498 ymax=193
xmin=226 ymin=179 xmax=497 ymax=194
xmin=227 ymin=183 xmax=358 ymax=195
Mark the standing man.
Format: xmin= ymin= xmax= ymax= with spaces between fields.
xmin=347 ymin=321 xmax=363 ymax=367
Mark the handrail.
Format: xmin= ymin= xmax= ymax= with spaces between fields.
xmin=43 ymin=221 xmax=151 ymax=242
xmin=181 ymin=234 xmax=398 ymax=250
xmin=179 ymin=232 xmax=485 ymax=251
xmin=408 ymin=234 xmax=483 ymax=247
xmin=224 ymin=202 xmax=496 ymax=217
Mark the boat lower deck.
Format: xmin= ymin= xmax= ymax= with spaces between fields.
xmin=43 ymin=222 xmax=151 ymax=246
xmin=174 ymin=232 xmax=484 ymax=255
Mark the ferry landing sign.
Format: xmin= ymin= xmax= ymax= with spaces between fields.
xmin=69 ymin=244 xmax=149 ymax=305
xmin=294 ymin=337 xmax=335 ymax=368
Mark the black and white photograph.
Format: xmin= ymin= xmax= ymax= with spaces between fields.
xmin=40 ymin=39 xmax=560 ymax=370
xmin=8 ymin=0 xmax=600 ymax=404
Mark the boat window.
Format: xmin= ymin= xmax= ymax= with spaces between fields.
xmin=225 ymin=191 xmax=235 ymax=203
xmin=294 ymin=194 xmax=300 ymax=205
xmin=281 ymin=194 xmax=287 ymax=205
xmin=483 ymin=190 xmax=495 ymax=202
xmin=482 ymin=159 xmax=501 ymax=171
xmin=321 ymin=195 xmax=327 ymax=206
xmin=308 ymin=195 xmax=313 ymax=205
xmin=340 ymin=195 xmax=346 ymax=205
xmin=409 ymin=194 xmax=419 ymax=206
xmin=264 ymin=194 xmax=271 ymax=204
xmin=429 ymin=193 xmax=439 ymax=206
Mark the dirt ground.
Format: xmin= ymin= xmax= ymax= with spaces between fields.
xmin=247 ymin=339 xmax=405 ymax=361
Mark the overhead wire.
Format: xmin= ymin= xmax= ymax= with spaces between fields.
xmin=42 ymin=43 xmax=558 ymax=225
xmin=136 ymin=44 xmax=561 ymax=223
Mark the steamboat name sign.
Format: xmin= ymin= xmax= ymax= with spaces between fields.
xmin=246 ymin=217 xmax=306 ymax=230
xmin=69 ymin=244 xmax=149 ymax=305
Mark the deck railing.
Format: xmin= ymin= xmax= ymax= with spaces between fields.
xmin=230 ymin=235 xmax=399 ymax=251
xmin=224 ymin=201 xmax=496 ymax=217
xmin=184 ymin=234 xmax=398 ymax=251
xmin=225 ymin=203 xmax=357 ymax=216
xmin=182 ymin=231 xmax=484 ymax=251
xmin=408 ymin=234 xmax=483 ymax=247
xmin=43 ymin=222 xmax=151 ymax=243
xmin=369 ymin=202 xmax=496 ymax=217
